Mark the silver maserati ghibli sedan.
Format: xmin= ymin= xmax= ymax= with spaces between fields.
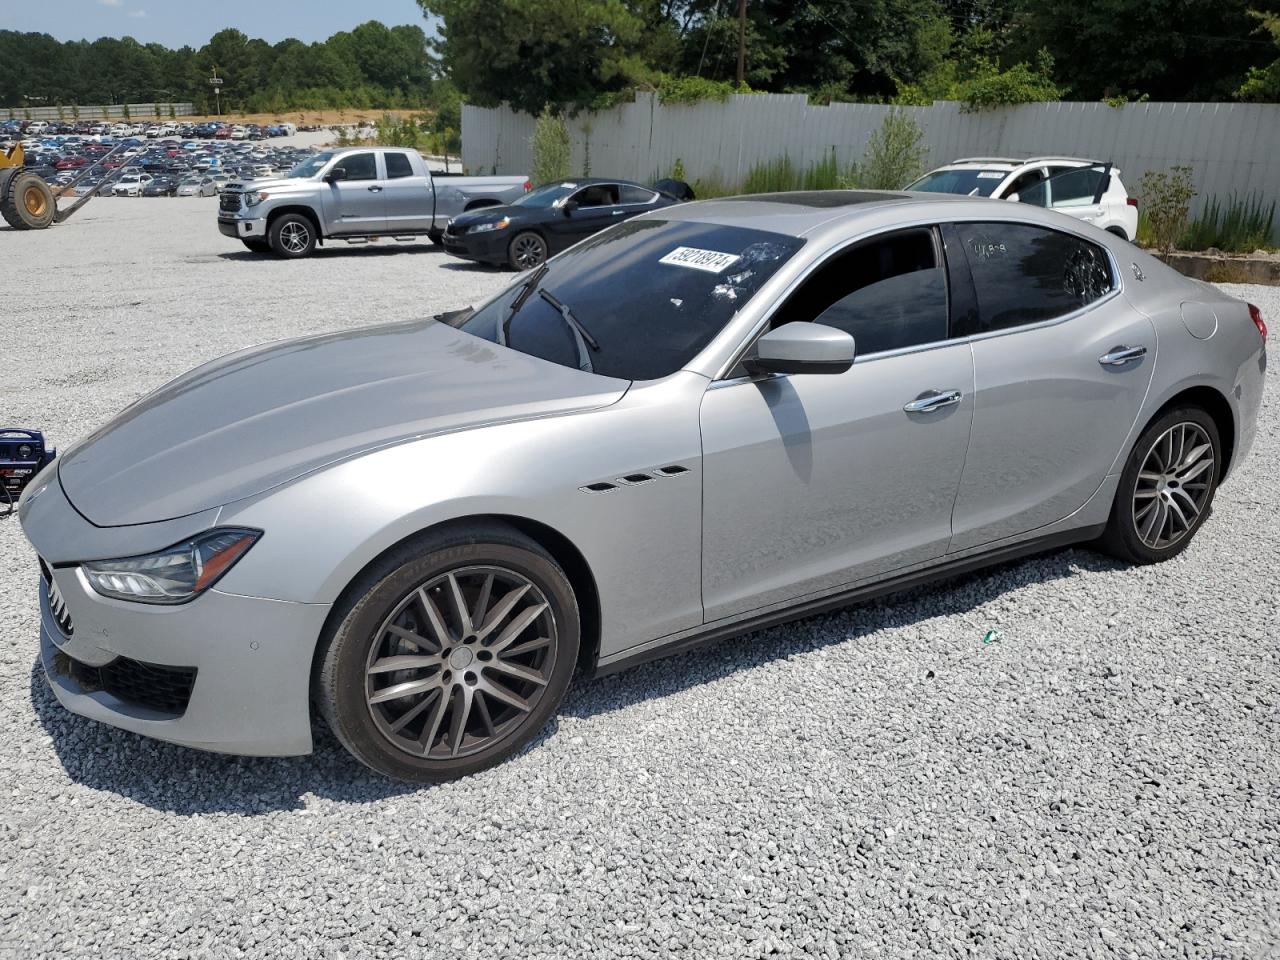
xmin=20 ymin=191 xmax=1267 ymax=781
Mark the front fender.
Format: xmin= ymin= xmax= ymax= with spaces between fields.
xmin=216 ymin=373 xmax=710 ymax=658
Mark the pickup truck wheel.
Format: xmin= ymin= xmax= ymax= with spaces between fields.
xmin=508 ymin=231 xmax=547 ymax=270
xmin=428 ymin=229 xmax=443 ymax=246
xmin=269 ymin=213 xmax=316 ymax=258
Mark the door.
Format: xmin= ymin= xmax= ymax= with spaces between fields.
xmin=380 ymin=150 xmax=436 ymax=232
xmin=321 ymin=151 xmax=386 ymax=234
xmin=700 ymin=227 xmax=975 ymax=621
xmin=946 ymin=220 xmax=1155 ymax=551
xmin=545 ymin=183 xmax=622 ymax=252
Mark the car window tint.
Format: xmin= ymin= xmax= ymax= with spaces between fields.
xmin=620 ymin=184 xmax=657 ymax=204
xmin=452 ymin=219 xmax=804 ymax=381
xmin=338 ymin=153 xmax=376 ymax=181
xmin=1047 ymin=166 xmax=1109 ymax=206
xmin=1004 ymin=169 xmax=1046 ymax=203
xmin=954 ymin=222 xmax=1114 ymax=335
xmin=770 ymin=229 xmax=947 ymax=356
xmin=574 ymin=184 xmax=618 ymax=207
xmin=384 ymin=152 xmax=414 ymax=179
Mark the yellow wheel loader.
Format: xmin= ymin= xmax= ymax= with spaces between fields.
xmin=0 ymin=142 xmax=127 ymax=230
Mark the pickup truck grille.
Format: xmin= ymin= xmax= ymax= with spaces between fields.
xmin=218 ymin=192 xmax=241 ymax=213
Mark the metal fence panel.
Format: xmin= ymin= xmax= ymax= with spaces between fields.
xmin=464 ymin=95 xmax=1280 ymax=235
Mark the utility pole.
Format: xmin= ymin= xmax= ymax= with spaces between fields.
xmin=209 ymin=67 xmax=223 ymax=117
xmin=736 ymin=0 xmax=747 ymax=88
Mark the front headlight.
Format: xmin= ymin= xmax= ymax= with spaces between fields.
xmin=470 ymin=217 xmax=510 ymax=234
xmin=243 ymin=190 xmax=269 ymax=207
xmin=82 ymin=528 xmax=261 ymax=605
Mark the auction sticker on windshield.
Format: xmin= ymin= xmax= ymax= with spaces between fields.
xmin=659 ymin=247 xmax=742 ymax=273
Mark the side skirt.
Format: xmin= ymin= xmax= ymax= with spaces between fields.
xmin=593 ymin=523 xmax=1106 ymax=678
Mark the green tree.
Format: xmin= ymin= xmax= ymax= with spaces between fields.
xmin=1139 ymin=166 xmax=1197 ymax=254
xmin=861 ymin=108 xmax=928 ymax=188
xmin=419 ymin=0 xmax=648 ymax=113
xmin=1236 ymin=10 xmax=1280 ymax=100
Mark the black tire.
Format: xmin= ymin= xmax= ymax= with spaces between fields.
xmin=0 ymin=170 xmax=56 ymax=230
xmin=268 ymin=212 xmax=316 ymax=258
xmin=1099 ymin=406 xmax=1221 ymax=564
xmin=315 ymin=522 xmax=580 ymax=782
xmin=428 ymin=229 xmax=443 ymax=246
xmin=242 ymin=239 xmax=271 ymax=253
xmin=507 ymin=230 xmax=548 ymax=271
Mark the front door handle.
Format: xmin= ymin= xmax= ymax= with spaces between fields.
xmin=903 ymin=389 xmax=962 ymax=413
xmin=1098 ymin=345 xmax=1147 ymax=366
xmin=367 ymin=185 xmax=383 ymax=193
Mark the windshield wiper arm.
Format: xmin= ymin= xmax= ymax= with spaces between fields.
xmin=538 ymin=288 xmax=599 ymax=351
xmin=499 ymin=262 xmax=549 ymax=346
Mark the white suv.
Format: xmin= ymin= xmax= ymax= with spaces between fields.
xmin=907 ymin=157 xmax=1139 ymax=241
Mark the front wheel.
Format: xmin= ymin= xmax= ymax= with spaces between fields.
xmin=315 ymin=523 xmax=580 ymax=782
xmin=1099 ymin=407 xmax=1221 ymax=564
xmin=507 ymin=231 xmax=547 ymax=270
xmin=268 ymin=212 xmax=316 ymax=258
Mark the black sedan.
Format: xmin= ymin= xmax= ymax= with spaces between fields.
xmin=141 ymin=177 xmax=179 ymax=197
xmin=442 ymin=178 xmax=686 ymax=269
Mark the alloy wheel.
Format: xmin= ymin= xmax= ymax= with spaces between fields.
xmin=512 ymin=234 xmax=546 ymax=269
xmin=1132 ymin=421 xmax=1215 ymax=549
xmin=364 ymin=565 xmax=558 ymax=760
xmin=279 ymin=221 xmax=311 ymax=254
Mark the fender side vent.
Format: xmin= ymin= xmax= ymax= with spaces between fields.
xmin=582 ymin=482 xmax=617 ymax=493
xmin=620 ymin=474 xmax=654 ymax=485
xmin=655 ymin=465 xmax=690 ymax=476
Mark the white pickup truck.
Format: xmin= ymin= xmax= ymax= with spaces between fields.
xmin=217 ymin=146 xmax=531 ymax=258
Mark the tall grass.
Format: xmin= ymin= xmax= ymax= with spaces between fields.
xmin=1179 ymin=193 xmax=1276 ymax=252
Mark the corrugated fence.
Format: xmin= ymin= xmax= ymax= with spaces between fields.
xmin=7 ymin=103 xmax=196 ymax=122
xmin=463 ymin=94 xmax=1280 ymax=231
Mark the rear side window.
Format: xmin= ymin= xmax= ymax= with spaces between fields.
xmin=620 ymin=184 xmax=657 ymax=204
xmin=953 ymin=222 xmax=1114 ymax=335
xmin=384 ymin=152 xmax=414 ymax=179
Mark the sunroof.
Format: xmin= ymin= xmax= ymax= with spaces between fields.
xmin=721 ymin=190 xmax=910 ymax=208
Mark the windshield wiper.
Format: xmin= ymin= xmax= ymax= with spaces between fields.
xmin=538 ymin=288 xmax=599 ymax=352
xmin=499 ymin=262 xmax=549 ymax=346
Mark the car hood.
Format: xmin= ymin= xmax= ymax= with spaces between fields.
xmin=58 ymin=320 xmax=628 ymax=527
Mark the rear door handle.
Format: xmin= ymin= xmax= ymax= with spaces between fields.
xmin=1098 ymin=345 xmax=1146 ymax=366
xmin=367 ymin=185 xmax=383 ymax=193
xmin=903 ymin=389 xmax=962 ymax=413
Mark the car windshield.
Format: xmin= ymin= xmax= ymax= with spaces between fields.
xmin=447 ymin=219 xmax=804 ymax=381
xmin=289 ymin=151 xmax=332 ymax=178
xmin=511 ymin=183 xmax=578 ymax=208
xmin=907 ymin=168 xmax=1009 ymax=197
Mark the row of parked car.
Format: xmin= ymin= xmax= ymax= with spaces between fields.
xmin=1 ymin=118 xmax=301 ymax=141
xmin=6 ymin=134 xmax=318 ymax=199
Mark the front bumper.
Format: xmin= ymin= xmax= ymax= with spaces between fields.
xmin=443 ymin=228 xmax=510 ymax=265
xmin=217 ymin=213 xmax=265 ymax=240
xmin=37 ymin=565 xmax=331 ymax=756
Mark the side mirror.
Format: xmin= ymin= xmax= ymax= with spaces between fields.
xmin=562 ymin=199 xmax=579 ymax=216
xmin=743 ymin=322 xmax=855 ymax=376
xmin=325 ymin=166 xmax=347 ymax=182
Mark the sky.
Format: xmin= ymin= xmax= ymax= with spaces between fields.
xmin=0 ymin=0 xmax=436 ymax=46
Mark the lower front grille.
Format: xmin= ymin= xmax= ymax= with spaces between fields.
xmin=66 ymin=655 xmax=198 ymax=716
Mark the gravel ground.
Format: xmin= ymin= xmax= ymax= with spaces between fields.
xmin=0 ymin=204 xmax=1277 ymax=959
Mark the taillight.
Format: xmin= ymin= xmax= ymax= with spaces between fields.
xmin=1126 ymin=197 xmax=1138 ymax=208
xmin=1248 ymin=303 xmax=1267 ymax=340
xmin=523 ymin=179 xmax=532 ymax=192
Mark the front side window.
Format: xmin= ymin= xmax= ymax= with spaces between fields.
xmin=573 ymin=184 xmax=618 ymax=208
xmin=768 ymin=228 xmax=948 ymax=356
xmin=448 ymin=219 xmax=804 ymax=381
xmin=385 ymin=152 xmax=414 ymax=179
xmin=336 ymin=153 xmax=376 ymax=181
xmin=953 ymin=222 xmax=1115 ymax=336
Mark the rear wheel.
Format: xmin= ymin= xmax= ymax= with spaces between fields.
xmin=0 ymin=171 xmax=56 ymax=230
xmin=1099 ymin=407 xmax=1220 ymax=564
xmin=507 ymin=231 xmax=547 ymax=270
xmin=316 ymin=523 xmax=579 ymax=782
xmin=268 ymin=212 xmax=316 ymax=258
